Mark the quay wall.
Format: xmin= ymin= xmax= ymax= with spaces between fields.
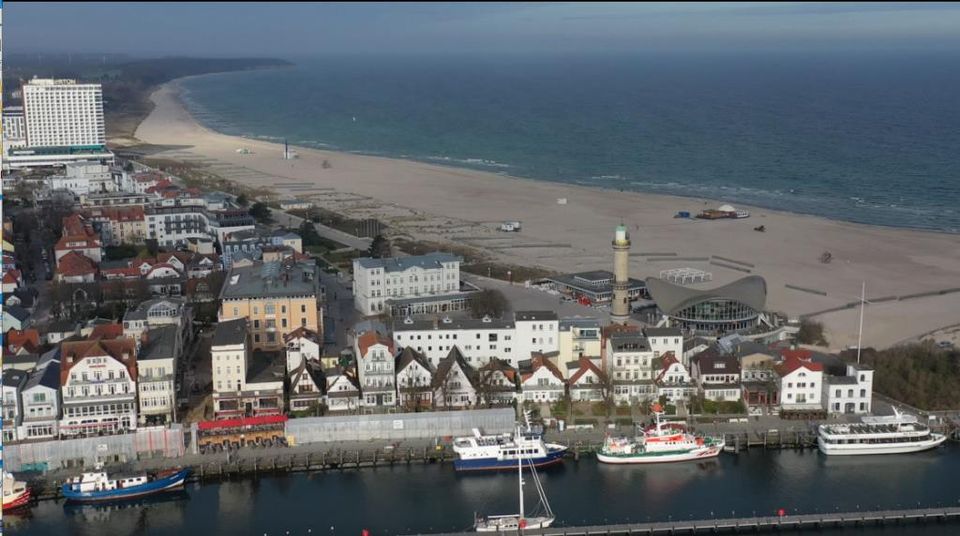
xmin=285 ymin=408 xmax=516 ymax=445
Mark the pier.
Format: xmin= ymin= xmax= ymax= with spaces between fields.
xmin=406 ymin=506 xmax=960 ymax=535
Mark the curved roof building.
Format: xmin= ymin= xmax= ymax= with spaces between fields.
xmin=645 ymin=275 xmax=767 ymax=334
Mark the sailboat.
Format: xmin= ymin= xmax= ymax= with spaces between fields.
xmin=474 ymin=424 xmax=555 ymax=532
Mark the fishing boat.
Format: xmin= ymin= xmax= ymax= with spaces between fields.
xmin=474 ymin=427 xmax=555 ymax=532
xmin=453 ymin=413 xmax=567 ymax=472
xmin=597 ymin=404 xmax=724 ymax=464
xmin=3 ymin=471 xmax=32 ymax=511
xmin=817 ymin=408 xmax=947 ymax=456
xmin=62 ymin=467 xmax=191 ymax=503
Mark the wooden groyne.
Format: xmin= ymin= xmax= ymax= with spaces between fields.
xmin=406 ymin=506 xmax=960 ymax=535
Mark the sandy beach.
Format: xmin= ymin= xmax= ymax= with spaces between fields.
xmin=134 ymin=80 xmax=960 ymax=350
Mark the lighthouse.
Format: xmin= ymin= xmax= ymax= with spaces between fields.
xmin=610 ymin=223 xmax=631 ymax=324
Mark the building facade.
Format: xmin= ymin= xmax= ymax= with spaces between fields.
xmin=355 ymin=330 xmax=397 ymax=408
xmin=353 ymin=253 xmax=462 ymax=316
xmin=22 ymin=78 xmax=105 ymax=148
xmin=59 ymin=338 xmax=138 ymax=437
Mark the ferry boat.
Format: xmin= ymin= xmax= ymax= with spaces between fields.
xmin=453 ymin=414 xmax=567 ymax=472
xmin=597 ymin=404 xmax=724 ymax=464
xmin=62 ymin=467 xmax=191 ymax=503
xmin=474 ymin=426 xmax=555 ymax=532
xmin=817 ymin=409 xmax=947 ymax=456
xmin=3 ymin=471 xmax=32 ymax=511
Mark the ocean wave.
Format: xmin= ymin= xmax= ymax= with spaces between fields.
xmin=424 ymin=155 xmax=512 ymax=168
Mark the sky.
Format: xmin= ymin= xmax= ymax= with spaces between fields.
xmin=6 ymin=2 xmax=960 ymax=57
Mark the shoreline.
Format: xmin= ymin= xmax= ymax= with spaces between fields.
xmin=135 ymin=75 xmax=960 ymax=350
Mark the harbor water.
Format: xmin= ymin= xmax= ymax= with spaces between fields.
xmin=7 ymin=444 xmax=960 ymax=535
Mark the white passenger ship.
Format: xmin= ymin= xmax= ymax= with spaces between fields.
xmin=817 ymin=408 xmax=947 ymax=456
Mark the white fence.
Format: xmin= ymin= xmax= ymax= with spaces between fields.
xmin=286 ymin=408 xmax=516 ymax=444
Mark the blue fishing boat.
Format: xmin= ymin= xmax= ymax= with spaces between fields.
xmin=62 ymin=468 xmax=190 ymax=503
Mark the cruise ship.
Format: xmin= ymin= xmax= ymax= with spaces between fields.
xmin=817 ymin=409 xmax=947 ymax=456
xmin=452 ymin=415 xmax=567 ymax=472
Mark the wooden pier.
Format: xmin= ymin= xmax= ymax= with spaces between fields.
xmin=406 ymin=506 xmax=960 ymax=535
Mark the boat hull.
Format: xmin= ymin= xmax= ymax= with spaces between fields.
xmin=62 ymin=469 xmax=191 ymax=503
xmin=3 ymin=488 xmax=32 ymax=511
xmin=817 ymin=434 xmax=947 ymax=456
xmin=597 ymin=444 xmax=723 ymax=464
xmin=455 ymin=446 xmax=567 ymax=472
xmin=475 ymin=515 xmax=554 ymax=532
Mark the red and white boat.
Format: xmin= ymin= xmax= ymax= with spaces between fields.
xmin=597 ymin=404 xmax=724 ymax=464
xmin=3 ymin=471 xmax=32 ymax=511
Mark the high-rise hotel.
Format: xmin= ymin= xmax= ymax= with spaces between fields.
xmin=21 ymin=78 xmax=106 ymax=147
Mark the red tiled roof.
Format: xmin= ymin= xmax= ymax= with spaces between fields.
xmin=655 ymin=352 xmax=684 ymax=383
xmin=2 ymin=268 xmax=21 ymax=285
xmin=775 ymin=356 xmax=823 ymax=376
xmin=56 ymin=251 xmax=98 ymax=277
xmin=85 ymin=206 xmax=145 ymax=223
xmin=90 ymin=323 xmax=125 ymax=341
xmin=6 ymin=328 xmax=41 ymax=354
xmin=283 ymin=326 xmax=321 ymax=343
xmin=780 ymin=348 xmax=814 ymax=362
xmin=357 ymin=330 xmax=394 ymax=357
xmin=522 ymin=354 xmax=564 ymax=383
xmin=569 ymin=356 xmax=606 ymax=385
xmin=60 ymin=338 xmax=138 ymax=386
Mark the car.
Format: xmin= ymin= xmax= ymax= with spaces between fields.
xmin=937 ymin=341 xmax=954 ymax=349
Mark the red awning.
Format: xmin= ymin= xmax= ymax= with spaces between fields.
xmin=197 ymin=414 xmax=288 ymax=431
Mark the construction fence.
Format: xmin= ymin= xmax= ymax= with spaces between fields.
xmin=3 ymin=425 xmax=186 ymax=473
xmin=285 ymin=408 xmax=516 ymax=445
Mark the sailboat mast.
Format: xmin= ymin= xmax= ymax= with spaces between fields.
xmin=857 ymin=281 xmax=865 ymax=364
xmin=518 ymin=428 xmax=525 ymax=521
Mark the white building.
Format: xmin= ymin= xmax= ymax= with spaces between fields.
xmin=137 ymin=325 xmax=182 ymax=425
xmin=122 ymin=297 xmax=193 ymax=347
xmin=520 ymin=355 xmax=566 ymax=403
xmin=2 ymin=105 xmax=26 ymax=146
xmin=606 ymin=331 xmax=656 ymax=404
xmin=655 ymin=353 xmax=697 ymax=404
xmin=391 ymin=311 xmax=563 ymax=369
xmin=775 ymin=357 xmax=824 ymax=412
xmin=395 ymin=347 xmax=434 ymax=409
xmin=19 ymin=359 xmax=62 ymax=440
xmin=644 ymin=327 xmax=685 ymax=365
xmin=212 ymin=318 xmax=249 ymax=415
xmin=59 ymin=338 xmax=139 ymax=437
xmin=146 ymin=205 xmax=255 ymax=248
xmin=325 ymin=368 xmax=361 ymax=413
xmin=352 ymin=253 xmax=462 ymax=316
xmin=432 ymin=347 xmax=478 ymax=409
xmin=210 ymin=318 xmax=285 ymax=419
xmin=557 ymin=318 xmax=602 ymax=375
xmin=289 ymin=361 xmax=324 ymax=413
xmin=824 ymin=363 xmax=873 ymax=415
xmin=22 ymin=78 xmax=105 ymax=148
xmin=355 ymin=330 xmax=397 ymax=408
xmin=691 ymin=352 xmax=742 ymax=403
xmin=2 ymin=369 xmax=28 ymax=443
xmin=284 ymin=327 xmax=323 ymax=373
xmin=568 ymin=357 xmax=606 ymax=402
xmin=47 ymin=163 xmax=116 ymax=196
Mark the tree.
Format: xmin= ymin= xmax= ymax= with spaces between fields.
xmin=236 ymin=193 xmax=249 ymax=207
xmin=797 ymin=319 xmax=828 ymax=346
xmin=468 ymin=289 xmax=508 ymax=319
xmin=145 ymin=239 xmax=160 ymax=258
xmin=123 ymin=162 xmax=135 ymax=172
xmin=367 ymin=234 xmax=391 ymax=259
xmin=249 ymin=202 xmax=272 ymax=223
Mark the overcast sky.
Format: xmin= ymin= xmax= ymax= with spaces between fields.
xmin=7 ymin=2 xmax=960 ymax=57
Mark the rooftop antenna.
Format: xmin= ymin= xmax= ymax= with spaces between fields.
xmin=856 ymin=281 xmax=865 ymax=364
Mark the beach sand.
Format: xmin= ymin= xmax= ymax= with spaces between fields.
xmin=134 ymin=80 xmax=960 ymax=350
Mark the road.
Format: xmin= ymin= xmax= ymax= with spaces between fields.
xmin=319 ymin=270 xmax=358 ymax=354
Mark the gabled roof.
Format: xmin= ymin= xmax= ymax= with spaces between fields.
xmin=645 ymin=275 xmax=767 ymax=315
xmin=655 ymin=352 xmax=687 ymax=383
xmin=291 ymin=360 xmax=325 ymax=392
xmin=357 ymin=330 xmax=395 ymax=358
xmin=478 ymin=358 xmax=517 ymax=383
xmin=4 ymin=305 xmax=30 ymax=322
xmin=2 ymin=268 xmax=21 ymax=285
xmin=355 ymin=252 xmax=460 ymax=272
xmin=60 ymin=338 xmax=138 ymax=386
xmin=569 ymin=356 xmax=606 ymax=385
xmin=396 ymin=346 xmax=433 ymax=374
xmin=521 ymin=354 xmax=564 ymax=383
xmin=56 ymin=251 xmax=98 ymax=277
xmin=2 ymin=368 xmax=28 ymax=389
xmin=24 ymin=360 xmax=61 ymax=392
xmin=5 ymin=329 xmax=41 ymax=354
xmin=283 ymin=326 xmax=321 ymax=344
xmin=692 ymin=352 xmax=741 ymax=375
xmin=324 ymin=366 xmax=360 ymax=393
xmin=432 ymin=346 xmax=475 ymax=389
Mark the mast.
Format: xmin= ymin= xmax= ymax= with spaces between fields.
xmin=518 ymin=425 xmax=525 ymax=521
xmin=857 ymin=281 xmax=865 ymax=364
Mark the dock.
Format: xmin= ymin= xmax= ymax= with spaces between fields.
xmin=406 ymin=506 xmax=960 ymax=535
